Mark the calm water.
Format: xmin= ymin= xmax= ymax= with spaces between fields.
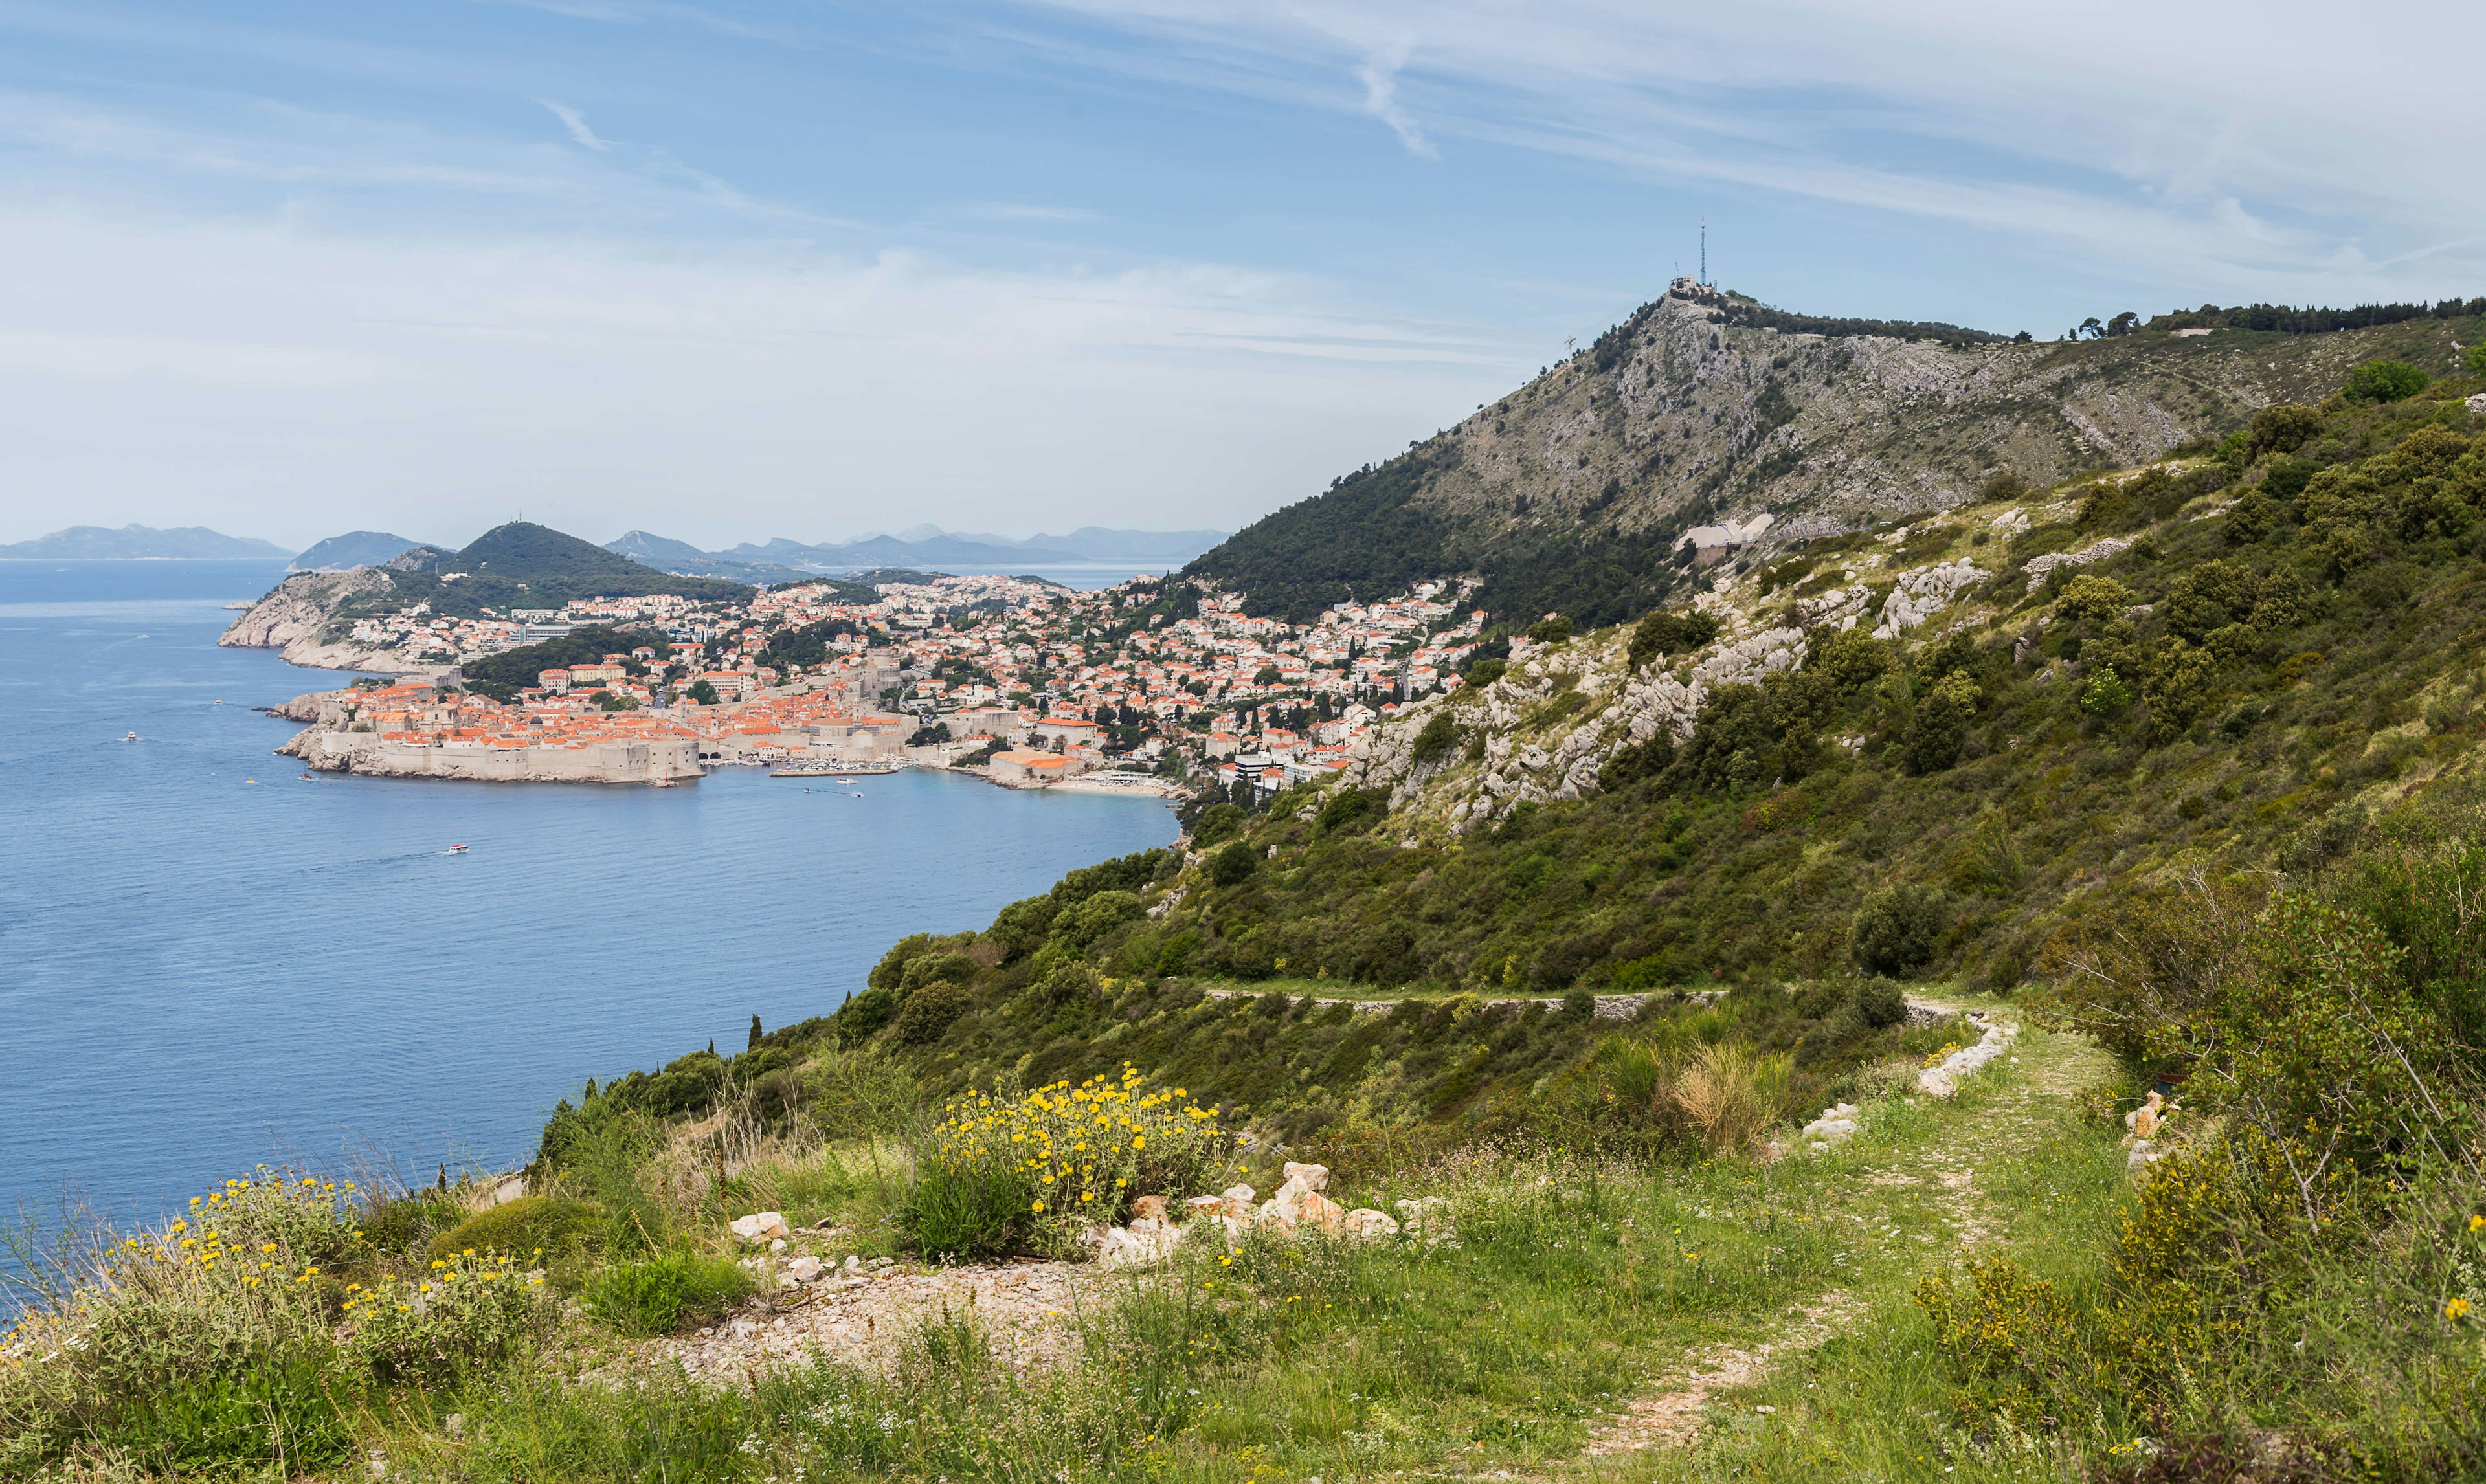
xmin=0 ymin=561 xmax=1174 ymax=1226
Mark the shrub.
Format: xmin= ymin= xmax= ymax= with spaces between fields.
xmin=427 ymin=1194 xmax=604 ymax=1264
xmin=343 ymin=1250 xmax=551 ymax=1385
xmin=579 ymin=1250 xmax=752 ymax=1338
xmin=1314 ymin=786 xmax=1383 ymax=834
xmin=1852 ymin=883 xmax=1948 ymax=976
xmin=1629 ymin=610 xmax=1719 ymax=669
xmin=2344 ymin=359 xmax=2428 ymax=403
xmin=837 ymin=984 xmax=899 ymax=1045
xmin=1465 ymin=656 xmax=1507 ymax=687
xmin=2054 ymin=573 xmax=2134 ymax=626
xmin=1410 ymin=711 xmax=1461 ymax=765
xmin=102 ymin=1353 xmax=357 ymax=1474
xmin=355 ymin=1188 xmax=465 ymax=1256
xmin=907 ymin=1068 xmax=1235 ymax=1259
xmin=1850 ymin=976 xmax=1907 ymax=1028
xmin=1525 ymin=615 xmax=1573 ymax=644
xmin=1189 ymin=802 xmax=1245 ymax=848
xmin=1670 ymin=1041 xmax=1793 ymax=1154
xmin=1811 ymin=626 xmax=1890 ymax=692
xmin=1207 ymin=841 xmax=1259 ymax=887
xmin=1903 ymin=670 xmax=1982 ymax=773
xmin=891 ymin=980 xmax=972 ymax=1046
xmin=1055 ymin=889 xmax=1144 ymax=951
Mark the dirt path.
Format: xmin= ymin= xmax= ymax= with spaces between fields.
xmin=1576 ymin=1011 xmax=2107 ymax=1467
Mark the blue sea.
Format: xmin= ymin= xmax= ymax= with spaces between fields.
xmin=0 ymin=561 xmax=1176 ymax=1228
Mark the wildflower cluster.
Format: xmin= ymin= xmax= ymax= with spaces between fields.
xmin=341 ymin=1247 xmax=550 ymax=1386
xmin=931 ymin=1064 xmax=1232 ymax=1226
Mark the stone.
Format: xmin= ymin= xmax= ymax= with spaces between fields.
xmin=1281 ymin=1161 xmax=1330 ymax=1193
xmin=769 ymin=1237 xmax=787 ymax=1253
xmin=1185 ymin=1195 xmax=1227 ymax=1221
xmin=1219 ymin=1183 xmax=1257 ymax=1221
xmin=729 ymin=1212 xmax=791 ymax=1244
xmin=843 ymin=1255 xmax=862 ymax=1272
xmin=1130 ymin=1195 xmax=1169 ymax=1222
xmin=1297 ymin=1191 xmax=1346 ymax=1237
xmin=785 ymin=1256 xmax=823 ymax=1283
xmin=1341 ymin=1208 xmax=1400 ymax=1244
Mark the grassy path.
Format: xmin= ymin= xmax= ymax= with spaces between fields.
xmin=1123 ymin=1006 xmax=2123 ymax=1484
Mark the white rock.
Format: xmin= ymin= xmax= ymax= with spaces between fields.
xmin=1341 ymin=1208 xmax=1400 ymax=1244
xmin=1281 ymin=1161 xmax=1330 ymax=1193
xmin=729 ymin=1212 xmax=791 ymax=1244
xmin=785 ymin=1256 xmax=823 ymax=1283
xmin=769 ymin=1237 xmax=787 ymax=1254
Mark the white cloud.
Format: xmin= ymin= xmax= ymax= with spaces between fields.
xmin=1353 ymin=39 xmax=1433 ymax=159
xmin=1017 ymin=0 xmax=2486 ymax=301
xmin=0 ymin=205 xmax=1520 ymax=548
xmin=534 ymin=98 xmax=609 ymax=151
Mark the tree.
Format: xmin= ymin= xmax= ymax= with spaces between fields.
xmin=686 ymin=680 xmax=719 ymax=706
xmin=1903 ymin=670 xmax=1982 ymax=774
xmin=2105 ymin=311 xmax=2140 ymax=337
xmin=747 ymin=1014 xmax=763 ymax=1051
xmin=2469 ymin=342 xmax=2486 ymax=377
xmin=1526 ymin=615 xmax=1573 ymax=644
xmin=1253 ymin=664 xmax=1281 ymax=686
xmin=1628 ymin=610 xmax=1719 ymax=669
xmin=1207 ymin=841 xmax=1259 ymax=886
xmin=1852 ymin=884 xmax=1948 ymax=977
xmin=2343 ymin=360 xmax=2428 ymax=404
xmin=1811 ymin=627 xmax=1890 ymax=693
xmin=2054 ymin=573 xmax=2134 ymax=627
xmin=2078 ymin=316 xmax=2105 ymax=340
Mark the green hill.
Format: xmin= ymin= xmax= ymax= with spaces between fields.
xmin=1186 ymin=286 xmax=2486 ymax=626
xmin=411 ymin=522 xmax=752 ymax=617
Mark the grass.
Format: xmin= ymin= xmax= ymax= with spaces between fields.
xmin=293 ymin=1015 xmax=2134 ymax=1483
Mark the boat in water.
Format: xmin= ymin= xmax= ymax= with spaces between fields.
xmin=124 ymin=731 xmax=139 ymax=742
xmin=771 ymin=760 xmax=901 ymax=778
xmin=445 ymin=844 xmax=470 ymax=854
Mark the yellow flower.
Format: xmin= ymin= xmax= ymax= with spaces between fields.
xmin=1132 ymin=1136 xmax=1145 ymax=1149
xmin=2471 ymin=1214 xmax=2485 ymax=1234
xmin=2450 ymin=1298 xmax=2474 ymax=1321
xmin=1031 ymin=1201 xmax=1046 ymax=1213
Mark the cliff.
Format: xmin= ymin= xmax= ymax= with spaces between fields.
xmin=218 ymin=570 xmax=431 ymax=672
xmin=277 ymin=721 xmax=703 ymax=784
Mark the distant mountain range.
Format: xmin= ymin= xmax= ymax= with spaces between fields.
xmin=603 ymin=524 xmax=1229 ymax=582
xmin=0 ymin=524 xmax=291 ymax=560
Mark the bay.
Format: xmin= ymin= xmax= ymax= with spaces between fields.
xmin=0 ymin=561 xmax=1174 ymax=1228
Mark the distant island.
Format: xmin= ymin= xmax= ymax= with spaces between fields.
xmin=290 ymin=531 xmax=434 ymax=571
xmin=0 ymin=524 xmax=291 ymax=560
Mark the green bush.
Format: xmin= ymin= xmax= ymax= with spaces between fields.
xmin=581 ymin=1250 xmax=754 ymax=1337
xmin=1207 ymin=841 xmax=1259 ymax=886
xmin=358 ymin=1188 xmax=465 ymax=1256
xmin=427 ymin=1194 xmax=604 ymax=1263
xmin=892 ymin=980 xmax=972 ymax=1045
xmin=1525 ymin=615 xmax=1573 ymax=644
xmin=102 ymin=1353 xmax=357 ymax=1474
xmin=1409 ymin=711 xmax=1461 ymax=765
xmin=1189 ymin=802 xmax=1245 ymax=848
xmin=2343 ymin=359 xmax=2429 ymax=403
xmin=1850 ymin=976 xmax=1907 ymax=1029
xmin=837 ymin=984 xmax=899 ymax=1045
xmin=1628 ymin=609 xmax=1719 ymax=669
xmin=1464 ymin=657 xmax=1506 ymax=687
xmin=1315 ymin=786 xmax=1383 ymax=834
xmin=900 ymin=1156 xmax=1035 ymax=1263
xmin=1852 ymin=884 xmax=1948 ymax=977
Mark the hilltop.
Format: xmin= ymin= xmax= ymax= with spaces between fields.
xmin=288 ymin=531 xmax=431 ymax=571
xmin=219 ymin=522 xmax=751 ymax=672
xmin=1188 ymin=282 xmax=2486 ymax=626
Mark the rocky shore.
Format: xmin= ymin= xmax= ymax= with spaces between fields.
xmin=218 ymin=570 xmax=427 ymax=674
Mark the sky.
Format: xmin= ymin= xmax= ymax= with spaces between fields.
xmin=0 ymin=0 xmax=2478 ymax=551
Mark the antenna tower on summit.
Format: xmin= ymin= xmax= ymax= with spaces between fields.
xmin=1699 ymin=218 xmax=1707 ymax=287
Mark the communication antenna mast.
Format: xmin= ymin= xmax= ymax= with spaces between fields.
xmin=1699 ymin=218 xmax=1707 ymax=287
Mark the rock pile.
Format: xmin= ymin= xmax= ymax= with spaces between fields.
xmin=2122 ymin=1090 xmax=2180 ymax=1176
xmin=1090 ymin=1163 xmax=1416 ymax=1267
xmin=1914 ymin=1012 xmax=2017 ymax=1098
xmin=1800 ymin=1102 xmax=1863 ymax=1151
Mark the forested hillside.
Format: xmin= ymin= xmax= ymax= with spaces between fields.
xmin=1187 ymin=282 xmax=2486 ymax=626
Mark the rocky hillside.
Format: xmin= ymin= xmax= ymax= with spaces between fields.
xmin=1189 ymin=282 xmax=2486 ymax=625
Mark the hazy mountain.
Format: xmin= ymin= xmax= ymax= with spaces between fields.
xmin=291 ymin=531 xmax=429 ymax=571
xmin=625 ymin=525 xmax=1230 ymax=571
xmin=0 ymin=524 xmax=291 ymax=560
